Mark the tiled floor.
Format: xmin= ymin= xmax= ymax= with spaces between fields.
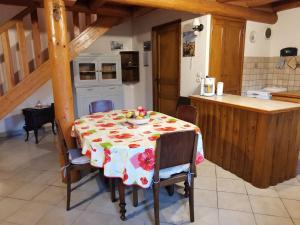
xmin=0 ymin=132 xmax=300 ymax=225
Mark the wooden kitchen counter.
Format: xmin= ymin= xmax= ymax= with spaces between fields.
xmin=190 ymin=94 xmax=300 ymax=188
xmin=272 ymin=91 xmax=300 ymax=103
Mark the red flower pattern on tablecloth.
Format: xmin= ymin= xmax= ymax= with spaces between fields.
xmin=123 ymin=169 xmax=128 ymax=181
xmin=98 ymin=123 xmax=115 ymax=128
xmin=113 ymin=133 xmax=133 ymax=139
xmin=85 ymin=149 xmax=92 ymax=158
xmin=72 ymin=110 xmax=204 ymax=188
xmin=103 ymin=148 xmax=111 ymax=165
xmin=138 ymin=148 xmax=155 ymax=171
xmin=92 ymin=138 xmax=102 ymax=142
xmin=140 ymin=177 xmax=148 ymax=185
xmin=129 ymin=143 xmax=140 ymax=149
xmin=155 ymin=127 xmax=177 ymax=132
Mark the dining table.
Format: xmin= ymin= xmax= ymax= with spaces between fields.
xmin=72 ymin=109 xmax=204 ymax=220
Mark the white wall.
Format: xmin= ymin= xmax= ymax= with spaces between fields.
xmin=244 ymin=21 xmax=271 ymax=57
xmin=244 ymin=8 xmax=300 ymax=57
xmin=270 ymin=8 xmax=300 ymax=57
xmin=180 ymin=15 xmax=211 ymax=97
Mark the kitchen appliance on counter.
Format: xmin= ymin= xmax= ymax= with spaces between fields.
xmin=200 ymin=76 xmax=216 ymax=96
xmin=246 ymin=86 xmax=287 ymax=100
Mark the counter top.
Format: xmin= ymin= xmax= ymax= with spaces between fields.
xmin=190 ymin=94 xmax=300 ymax=113
xmin=272 ymin=91 xmax=300 ymax=99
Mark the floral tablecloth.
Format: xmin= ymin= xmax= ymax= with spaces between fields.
xmin=72 ymin=110 xmax=204 ymax=188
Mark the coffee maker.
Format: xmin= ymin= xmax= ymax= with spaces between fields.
xmin=200 ymin=76 xmax=215 ymax=96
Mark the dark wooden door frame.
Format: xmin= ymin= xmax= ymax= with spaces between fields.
xmin=152 ymin=19 xmax=181 ymax=112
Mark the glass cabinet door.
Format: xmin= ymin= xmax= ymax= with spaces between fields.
xmin=100 ymin=63 xmax=117 ymax=80
xmin=78 ymin=63 xmax=97 ymax=81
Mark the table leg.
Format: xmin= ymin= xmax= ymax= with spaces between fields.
xmin=34 ymin=129 xmax=39 ymax=144
xmin=23 ymin=127 xmax=29 ymax=142
xmin=51 ymin=121 xmax=56 ymax=135
xmin=118 ymin=179 xmax=126 ymax=221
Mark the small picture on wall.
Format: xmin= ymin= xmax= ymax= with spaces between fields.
xmin=143 ymin=41 xmax=151 ymax=51
xmin=183 ymin=31 xmax=196 ymax=57
xmin=111 ymin=41 xmax=123 ymax=51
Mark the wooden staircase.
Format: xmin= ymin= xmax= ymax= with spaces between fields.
xmin=0 ymin=5 xmax=122 ymax=119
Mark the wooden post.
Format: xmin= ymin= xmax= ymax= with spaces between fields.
xmin=44 ymin=0 xmax=80 ymax=182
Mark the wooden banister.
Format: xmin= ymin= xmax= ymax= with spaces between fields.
xmin=16 ymin=21 xmax=29 ymax=78
xmin=31 ymin=9 xmax=42 ymax=67
xmin=73 ymin=11 xmax=80 ymax=37
xmin=1 ymin=31 xmax=15 ymax=89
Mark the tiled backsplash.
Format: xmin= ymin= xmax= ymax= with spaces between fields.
xmin=242 ymin=56 xmax=300 ymax=95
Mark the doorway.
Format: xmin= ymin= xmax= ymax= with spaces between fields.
xmin=152 ymin=20 xmax=181 ymax=116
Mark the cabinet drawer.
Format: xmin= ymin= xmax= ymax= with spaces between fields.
xmin=76 ymin=86 xmax=122 ymax=96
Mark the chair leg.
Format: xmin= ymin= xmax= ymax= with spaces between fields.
xmin=189 ymin=177 xmax=195 ymax=222
xmin=133 ymin=186 xmax=138 ymax=207
xmin=184 ymin=180 xmax=189 ymax=198
xmin=66 ymin=168 xmax=71 ymax=211
xmin=110 ymin=178 xmax=116 ymax=202
xmin=153 ymin=184 xmax=160 ymax=225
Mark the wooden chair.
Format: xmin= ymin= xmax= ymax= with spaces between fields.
xmin=126 ymin=130 xmax=198 ymax=225
xmin=89 ymin=100 xmax=114 ymax=114
xmin=55 ymin=120 xmax=92 ymax=210
xmin=176 ymin=105 xmax=197 ymax=124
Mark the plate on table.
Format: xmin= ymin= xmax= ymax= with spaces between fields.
xmin=127 ymin=118 xmax=150 ymax=125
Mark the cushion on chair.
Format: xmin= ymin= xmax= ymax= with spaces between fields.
xmin=159 ymin=163 xmax=190 ymax=179
xmin=68 ymin=148 xmax=90 ymax=165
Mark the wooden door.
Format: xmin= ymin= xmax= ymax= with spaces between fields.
xmin=209 ymin=16 xmax=245 ymax=94
xmin=152 ymin=20 xmax=181 ymax=116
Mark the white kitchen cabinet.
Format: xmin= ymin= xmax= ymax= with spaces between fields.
xmin=72 ymin=54 xmax=124 ymax=118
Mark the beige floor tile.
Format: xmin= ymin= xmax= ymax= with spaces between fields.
xmin=194 ymin=206 xmax=219 ymax=225
xmin=216 ymin=167 xmax=240 ymax=180
xmin=33 ymin=186 xmax=66 ymax=205
xmin=219 ymin=209 xmax=256 ymax=225
xmin=194 ymin=189 xmax=218 ymax=208
xmin=294 ymin=219 xmax=300 ymax=225
xmin=72 ymin=211 xmax=113 ymax=225
xmin=36 ymin=207 xmax=82 ymax=225
xmin=0 ymin=222 xmax=18 ymax=225
xmin=255 ymin=214 xmax=294 ymax=225
xmin=11 ymin=168 xmax=43 ymax=183
xmin=86 ymin=192 xmax=119 ymax=215
xmin=282 ymin=199 xmax=300 ymax=219
xmin=245 ymin=183 xmax=278 ymax=197
xmin=217 ymin=178 xmax=246 ymax=194
xmin=8 ymin=183 xmax=47 ymax=200
xmin=0 ymin=198 xmax=27 ymax=220
xmin=160 ymin=199 xmax=191 ymax=224
xmin=194 ymin=177 xmax=217 ymax=191
xmin=6 ymin=202 xmax=53 ymax=225
xmin=280 ymin=178 xmax=300 ymax=186
xmin=0 ymin=180 xmax=26 ymax=197
xmin=197 ymin=165 xmax=216 ymax=177
xmin=57 ymin=189 xmax=94 ymax=211
xmin=218 ymin=192 xmax=252 ymax=212
xmin=200 ymin=159 xmax=216 ymax=168
xmin=249 ymin=196 xmax=289 ymax=217
xmin=31 ymin=171 xmax=59 ymax=185
xmin=275 ymin=184 xmax=300 ymax=200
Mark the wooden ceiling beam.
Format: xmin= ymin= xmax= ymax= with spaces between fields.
xmin=64 ymin=0 xmax=77 ymax=6
xmin=132 ymin=7 xmax=155 ymax=18
xmin=107 ymin=0 xmax=278 ymax=24
xmin=244 ymin=0 xmax=282 ymax=7
xmin=68 ymin=3 xmax=131 ymax=17
xmin=273 ymin=0 xmax=300 ymax=12
xmin=89 ymin=0 xmax=107 ymax=9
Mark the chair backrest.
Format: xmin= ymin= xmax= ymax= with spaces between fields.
xmin=89 ymin=100 xmax=114 ymax=114
xmin=55 ymin=119 xmax=70 ymax=166
xmin=176 ymin=105 xmax=197 ymax=124
xmin=154 ymin=130 xmax=198 ymax=179
xmin=176 ymin=96 xmax=191 ymax=109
